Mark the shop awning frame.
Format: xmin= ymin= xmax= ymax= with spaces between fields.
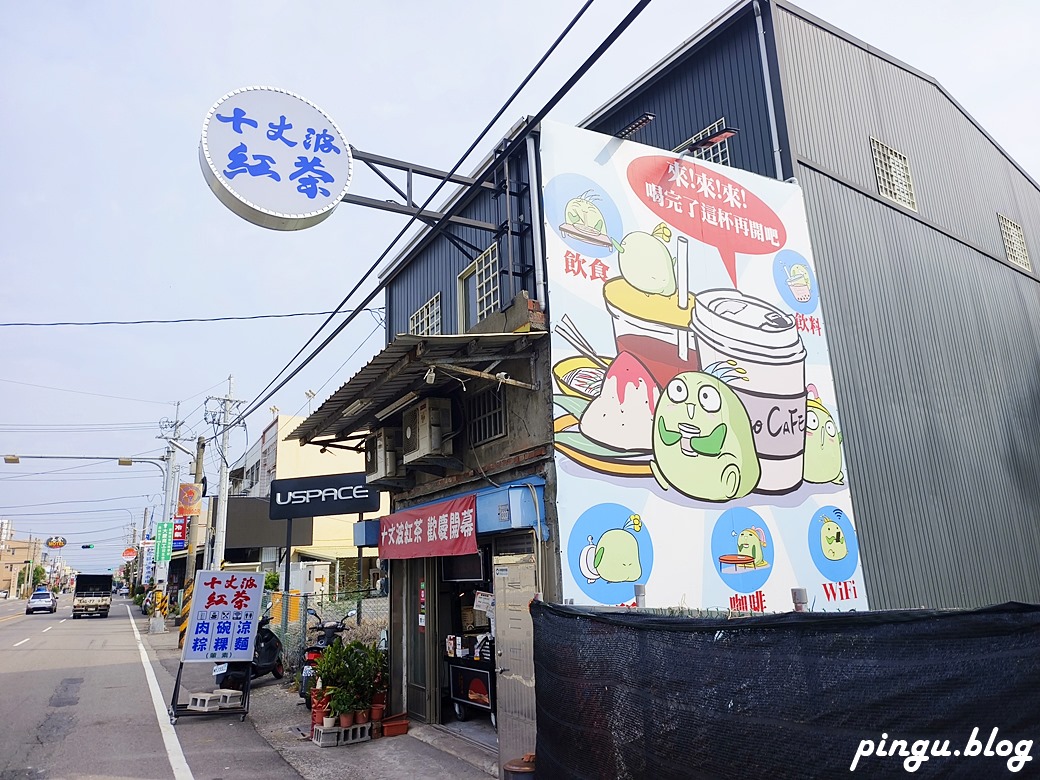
xmin=287 ymin=331 xmax=545 ymax=448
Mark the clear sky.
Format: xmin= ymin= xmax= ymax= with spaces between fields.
xmin=2 ymin=0 xmax=1037 ymax=575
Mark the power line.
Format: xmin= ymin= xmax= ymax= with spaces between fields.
xmin=0 ymin=307 xmax=383 ymax=327
xmin=229 ymin=0 xmax=621 ymax=431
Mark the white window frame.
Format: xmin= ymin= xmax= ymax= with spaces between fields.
xmin=870 ymin=136 xmax=917 ymax=211
xmin=998 ymin=214 xmax=1032 ymax=272
xmin=458 ymin=243 xmax=500 ymax=330
xmin=409 ymin=292 xmax=442 ymax=336
xmin=674 ymin=117 xmax=731 ymax=166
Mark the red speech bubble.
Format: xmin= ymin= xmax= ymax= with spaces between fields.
xmin=627 ymin=155 xmax=786 ymax=285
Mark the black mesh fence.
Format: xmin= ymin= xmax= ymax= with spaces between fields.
xmin=531 ymin=601 xmax=1040 ymax=779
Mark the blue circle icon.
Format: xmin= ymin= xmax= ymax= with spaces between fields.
xmin=808 ymin=505 xmax=859 ymax=582
xmin=773 ymin=249 xmax=818 ymax=314
xmin=567 ymin=503 xmax=653 ymax=605
xmin=544 ymin=174 xmax=623 ymax=259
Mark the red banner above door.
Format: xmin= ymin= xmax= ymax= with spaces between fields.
xmin=379 ymin=494 xmax=478 ymax=559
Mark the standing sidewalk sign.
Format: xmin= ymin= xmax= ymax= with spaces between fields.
xmin=168 ymin=570 xmax=264 ymax=724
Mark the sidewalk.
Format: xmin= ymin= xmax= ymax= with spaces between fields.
xmin=142 ymin=617 xmax=498 ymax=780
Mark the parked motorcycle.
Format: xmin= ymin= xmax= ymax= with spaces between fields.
xmin=299 ymin=607 xmax=356 ymax=708
xmin=213 ymin=613 xmax=285 ymax=690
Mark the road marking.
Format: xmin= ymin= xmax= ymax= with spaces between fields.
xmin=14 ymin=638 xmax=29 ymax=646
xmin=127 ymin=605 xmax=193 ymax=780
xmin=43 ymin=627 xmax=52 ymax=633
xmin=60 ymin=618 xmax=67 ymax=623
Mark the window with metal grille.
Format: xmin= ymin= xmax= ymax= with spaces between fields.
xmin=459 ymin=243 xmax=501 ymax=330
xmin=465 ymin=386 xmax=506 ymax=446
xmin=674 ymin=117 xmax=731 ymax=166
xmin=998 ymin=214 xmax=1032 ymax=272
xmin=870 ymin=137 xmax=917 ymax=211
xmin=409 ymin=292 xmax=442 ymax=336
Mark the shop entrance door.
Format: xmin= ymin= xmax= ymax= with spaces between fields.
xmin=493 ymin=553 xmax=537 ymax=772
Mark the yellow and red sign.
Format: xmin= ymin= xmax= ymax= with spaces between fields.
xmin=177 ymin=483 xmax=203 ymax=517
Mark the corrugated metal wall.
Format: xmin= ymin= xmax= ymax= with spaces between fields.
xmin=385 ymin=150 xmax=535 ymax=337
xmin=585 ymin=10 xmax=776 ymax=179
xmin=799 ymin=169 xmax=1040 ymax=609
xmin=773 ymin=4 xmax=1040 ymax=271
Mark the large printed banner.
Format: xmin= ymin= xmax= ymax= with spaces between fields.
xmin=180 ymin=570 xmax=263 ymax=663
xmin=540 ymin=120 xmax=867 ymax=613
xmin=379 ymin=495 xmax=478 ymax=560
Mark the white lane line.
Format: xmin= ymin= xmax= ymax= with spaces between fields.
xmin=42 ymin=627 xmax=52 ymax=633
xmin=14 ymin=638 xmax=29 ymax=646
xmin=127 ymin=605 xmax=194 ymax=780
xmin=59 ymin=619 xmax=66 ymax=623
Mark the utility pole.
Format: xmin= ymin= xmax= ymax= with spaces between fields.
xmin=136 ymin=507 xmax=150 ymax=592
xmin=205 ymin=377 xmax=242 ymax=571
xmin=184 ymin=435 xmax=206 ymax=585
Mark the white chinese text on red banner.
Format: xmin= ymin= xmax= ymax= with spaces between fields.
xmin=379 ymin=495 xmax=477 ymax=560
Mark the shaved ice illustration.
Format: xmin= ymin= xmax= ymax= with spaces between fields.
xmin=650 ymin=361 xmax=761 ymax=502
xmin=579 ymin=352 xmax=659 ymax=452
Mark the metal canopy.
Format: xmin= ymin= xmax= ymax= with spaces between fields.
xmin=287 ymin=332 xmax=546 ymax=447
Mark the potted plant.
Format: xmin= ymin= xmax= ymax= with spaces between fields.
xmin=330 ymin=686 xmax=356 ymax=728
xmin=368 ymin=643 xmax=389 ymax=721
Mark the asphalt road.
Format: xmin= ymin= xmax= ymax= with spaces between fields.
xmin=0 ymin=594 xmax=302 ymax=780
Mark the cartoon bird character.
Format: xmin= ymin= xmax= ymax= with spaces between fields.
xmin=803 ymin=384 xmax=844 ymax=485
xmin=650 ymin=361 xmax=761 ymax=501
xmin=614 ymin=222 xmax=677 ymax=295
xmin=735 ymin=527 xmax=770 ymax=569
xmin=820 ymin=516 xmax=848 ymax=561
xmin=577 ymin=515 xmax=643 ymax=584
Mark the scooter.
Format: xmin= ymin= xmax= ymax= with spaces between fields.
xmin=299 ymin=607 xmax=356 ymax=708
xmin=213 ymin=613 xmax=285 ymax=690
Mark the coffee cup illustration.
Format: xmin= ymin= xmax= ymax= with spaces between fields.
xmin=691 ymin=289 xmax=807 ymax=494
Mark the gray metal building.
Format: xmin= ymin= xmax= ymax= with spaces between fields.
xmin=581 ymin=0 xmax=1040 ymax=609
xmin=291 ymin=1 xmax=1039 ymax=767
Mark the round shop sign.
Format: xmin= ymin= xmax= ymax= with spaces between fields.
xmin=46 ymin=536 xmax=67 ymax=549
xmin=199 ymin=86 xmax=354 ymax=231
xmin=121 ymin=547 xmax=138 ymax=562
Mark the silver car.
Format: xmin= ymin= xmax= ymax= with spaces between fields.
xmin=26 ymin=591 xmax=57 ymax=614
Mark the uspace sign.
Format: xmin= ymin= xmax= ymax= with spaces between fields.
xmin=269 ymin=473 xmax=380 ymax=520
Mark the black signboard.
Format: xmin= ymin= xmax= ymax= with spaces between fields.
xmin=269 ymin=472 xmax=380 ymax=520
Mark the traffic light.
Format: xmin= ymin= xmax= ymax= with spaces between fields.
xmin=81 ymin=544 xmax=94 ymax=549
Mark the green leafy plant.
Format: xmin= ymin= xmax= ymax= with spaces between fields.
xmin=329 ymin=685 xmax=357 ymax=718
xmin=264 ymin=571 xmax=280 ymax=591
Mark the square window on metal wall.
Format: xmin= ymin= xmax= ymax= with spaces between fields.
xmin=459 ymin=243 xmax=501 ymax=331
xmin=674 ymin=117 xmax=731 ymax=166
xmin=998 ymin=214 xmax=1032 ymax=273
xmin=465 ymin=386 xmax=506 ymax=446
xmin=409 ymin=292 xmax=442 ymax=336
xmin=870 ymin=136 xmax=917 ymax=211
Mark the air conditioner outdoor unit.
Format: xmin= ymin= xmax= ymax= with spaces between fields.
xmin=402 ymin=397 xmax=453 ymax=464
xmin=365 ymin=427 xmax=401 ymax=481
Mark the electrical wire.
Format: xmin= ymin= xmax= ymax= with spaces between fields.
xmin=223 ymin=0 xmax=621 ymax=435
xmin=0 ymin=307 xmax=383 ymax=327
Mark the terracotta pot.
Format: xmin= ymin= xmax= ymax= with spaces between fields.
xmin=338 ymin=711 xmax=355 ymax=728
xmin=370 ymin=703 xmax=385 ymax=722
xmin=373 ymin=690 xmax=387 ymax=706
xmin=354 ymin=708 xmax=370 ymax=724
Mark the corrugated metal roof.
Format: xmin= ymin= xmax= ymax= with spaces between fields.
xmin=287 ymin=331 xmax=545 ymax=445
